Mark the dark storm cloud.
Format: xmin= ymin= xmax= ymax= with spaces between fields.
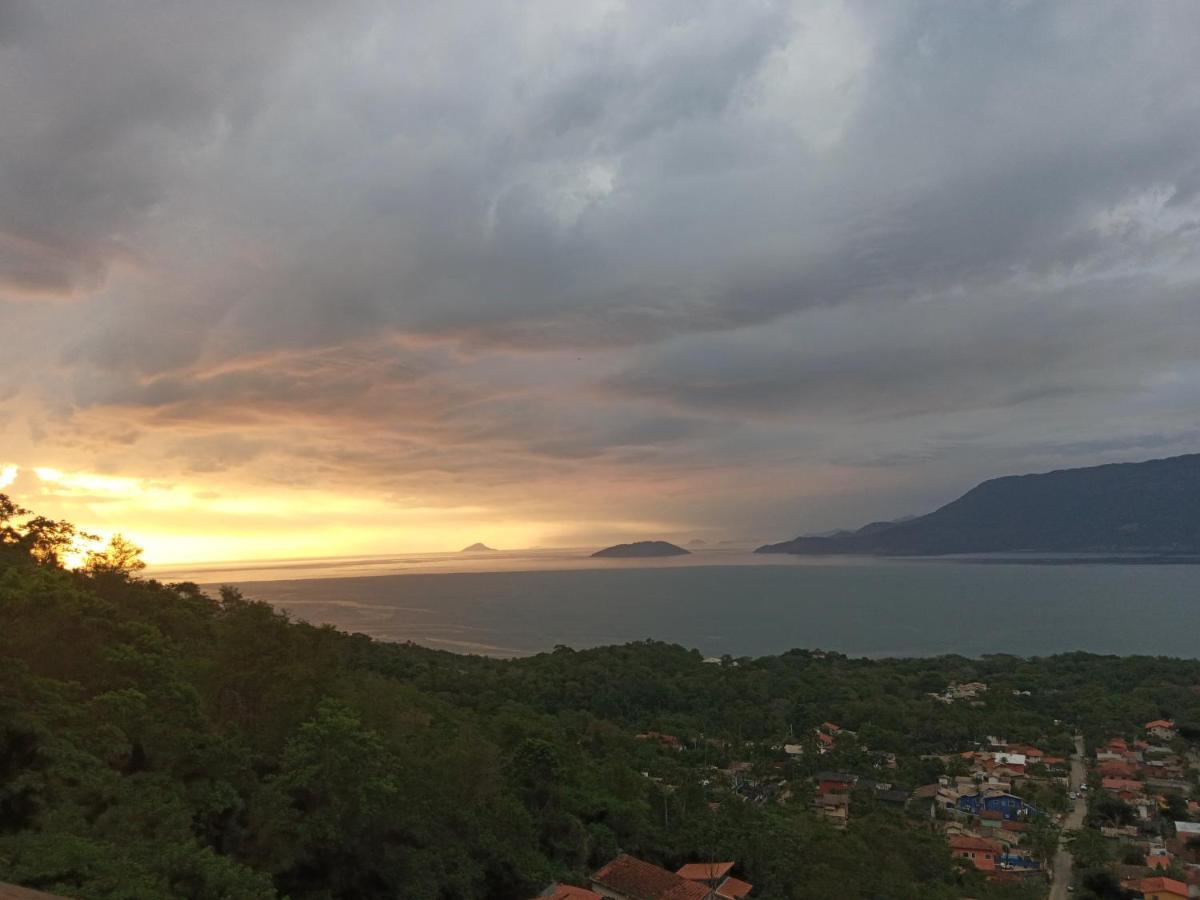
xmin=3 ymin=0 xmax=1200 ymax=539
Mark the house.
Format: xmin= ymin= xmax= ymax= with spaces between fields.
xmin=782 ymin=743 xmax=804 ymax=757
xmin=713 ymin=878 xmax=752 ymax=900
xmin=815 ymin=793 xmax=850 ymax=828
xmin=1121 ymin=875 xmax=1189 ymax=899
xmin=590 ymin=855 xmax=710 ymax=900
xmin=1145 ymin=720 xmax=1177 ymax=741
xmin=537 ymin=886 xmax=604 ymax=900
xmin=675 ymin=863 xmax=753 ymax=899
xmin=1098 ymin=760 xmax=1139 ymax=778
xmin=876 ymin=788 xmax=911 ymax=806
xmin=816 ymin=771 xmax=857 ymax=794
xmin=1005 ymin=744 xmax=1044 ymax=762
xmin=956 ymin=792 xmax=1038 ymax=821
xmin=949 ymin=835 xmax=1002 ymax=872
xmin=1102 ymin=777 xmax=1145 ymax=795
xmin=1174 ymin=821 xmax=1200 ymax=842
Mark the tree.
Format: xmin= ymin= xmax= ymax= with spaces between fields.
xmin=83 ymin=534 xmax=147 ymax=577
xmin=0 ymin=493 xmax=94 ymax=566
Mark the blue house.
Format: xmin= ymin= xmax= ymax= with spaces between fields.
xmin=956 ymin=792 xmax=1039 ymax=820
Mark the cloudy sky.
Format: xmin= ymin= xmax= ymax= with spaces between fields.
xmin=2 ymin=0 xmax=1199 ymax=563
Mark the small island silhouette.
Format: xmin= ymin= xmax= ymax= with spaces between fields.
xmin=460 ymin=542 xmax=496 ymax=552
xmin=591 ymin=540 xmax=690 ymax=558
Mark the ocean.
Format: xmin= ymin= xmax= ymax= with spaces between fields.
xmin=149 ymin=548 xmax=1200 ymax=659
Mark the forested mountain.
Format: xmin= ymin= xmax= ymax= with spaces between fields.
xmin=758 ymin=453 xmax=1200 ymax=556
xmin=3 ymin=494 xmax=1200 ymax=899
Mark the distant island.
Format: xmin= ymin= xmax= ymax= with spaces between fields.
xmin=592 ymin=540 xmax=690 ymax=558
xmin=460 ymin=542 xmax=496 ymax=552
xmin=758 ymin=452 xmax=1200 ymax=557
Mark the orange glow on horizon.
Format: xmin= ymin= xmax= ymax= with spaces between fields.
xmin=1 ymin=463 xmax=696 ymax=566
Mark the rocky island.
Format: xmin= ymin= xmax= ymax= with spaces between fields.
xmin=591 ymin=540 xmax=690 ymax=558
xmin=459 ymin=542 xmax=496 ymax=552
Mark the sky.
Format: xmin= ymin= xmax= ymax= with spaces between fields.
xmin=2 ymin=0 xmax=1200 ymax=564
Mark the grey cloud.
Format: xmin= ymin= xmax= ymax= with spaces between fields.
xmin=4 ymin=0 xmax=1200 ymax=538
xmin=608 ymin=277 xmax=1200 ymax=420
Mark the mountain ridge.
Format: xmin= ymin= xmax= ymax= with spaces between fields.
xmin=757 ymin=453 xmax=1200 ymax=556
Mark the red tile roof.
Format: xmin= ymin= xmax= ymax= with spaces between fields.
xmin=1102 ymin=777 xmax=1144 ymax=792
xmin=717 ymin=876 xmax=753 ymax=899
xmin=592 ymin=855 xmax=711 ymax=900
xmin=539 ymin=886 xmax=603 ymax=900
xmin=676 ymin=862 xmax=734 ymax=881
xmin=1128 ymin=875 xmax=1188 ymax=897
xmin=949 ymin=835 xmax=1002 ymax=854
xmin=1145 ymin=719 xmax=1175 ymax=730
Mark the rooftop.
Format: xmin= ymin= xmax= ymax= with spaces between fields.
xmin=676 ymin=862 xmax=734 ymax=882
xmin=538 ymin=886 xmax=603 ymax=900
xmin=717 ymin=876 xmax=753 ymax=899
xmin=592 ymin=855 xmax=711 ymax=900
xmin=949 ymin=835 xmax=1002 ymax=853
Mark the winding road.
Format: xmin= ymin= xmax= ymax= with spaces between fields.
xmin=1048 ymin=735 xmax=1086 ymax=900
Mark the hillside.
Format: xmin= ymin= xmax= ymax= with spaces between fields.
xmin=4 ymin=492 xmax=1131 ymax=899
xmin=758 ymin=453 xmax=1200 ymax=556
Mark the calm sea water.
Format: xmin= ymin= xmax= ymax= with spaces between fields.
xmin=148 ymin=549 xmax=1200 ymax=659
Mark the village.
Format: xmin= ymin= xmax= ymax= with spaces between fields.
xmin=533 ymin=684 xmax=1200 ymax=900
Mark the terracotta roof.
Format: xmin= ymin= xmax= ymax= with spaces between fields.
xmin=717 ymin=876 xmax=753 ymax=899
xmin=949 ymin=835 xmax=1001 ymax=854
xmin=538 ymin=886 xmax=603 ymax=900
xmin=676 ymin=862 xmax=734 ymax=881
xmin=0 ymin=885 xmax=71 ymax=900
xmin=1145 ymin=719 xmax=1175 ymax=730
xmin=592 ymin=855 xmax=711 ymax=900
xmin=1128 ymin=876 xmax=1188 ymax=896
xmin=1102 ymin=777 xmax=1144 ymax=792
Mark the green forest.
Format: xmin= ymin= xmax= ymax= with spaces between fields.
xmin=3 ymin=494 xmax=1200 ymax=899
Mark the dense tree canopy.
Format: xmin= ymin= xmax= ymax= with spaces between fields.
xmin=1 ymin=494 xmax=1198 ymax=898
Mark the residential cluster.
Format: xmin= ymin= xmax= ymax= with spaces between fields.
xmin=541 ymin=701 xmax=1200 ymax=899
xmin=1076 ymin=718 xmax=1200 ymax=898
xmin=914 ymin=740 xmax=1068 ymax=884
